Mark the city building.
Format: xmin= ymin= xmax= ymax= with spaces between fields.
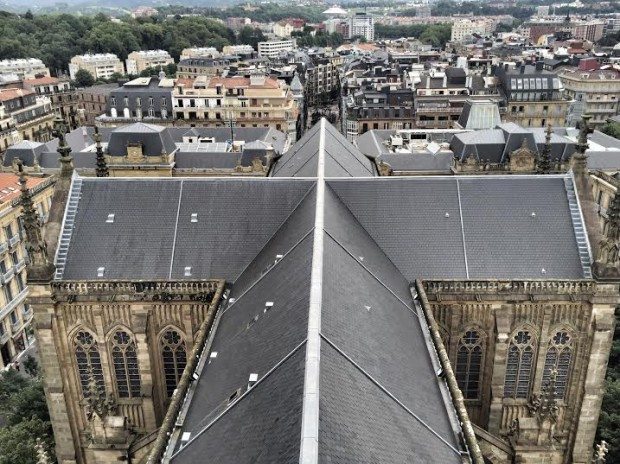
xmin=4 ymin=122 xmax=287 ymax=178
xmin=23 ymin=76 xmax=81 ymax=130
xmin=559 ymin=68 xmax=620 ymax=128
xmin=76 ymin=83 xmax=118 ymax=126
xmin=349 ymin=11 xmax=375 ymax=41
xmin=179 ymin=48 xmax=220 ymax=61
xmin=69 ymin=54 xmax=125 ymax=81
xmin=302 ymin=49 xmax=343 ymax=107
xmin=28 ymin=118 xmax=620 ymax=464
xmin=99 ymin=76 xmax=174 ymax=124
xmin=273 ymin=18 xmax=305 ymax=38
xmin=0 ymin=171 xmax=54 ymax=369
xmin=131 ymin=6 xmax=158 ymax=18
xmin=496 ymin=62 xmax=570 ymax=127
xmin=257 ymin=39 xmax=296 ymax=59
xmin=451 ymin=18 xmax=496 ymax=43
xmin=125 ymin=50 xmax=175 ymax=76
xmin=0 ymin=88 xmax=55 ymax=142
xmin=221 ymin=44 xmax=255 ymax=56
xmin=0 ymin=59 xmax=50 ymax=79
xmin=176 ymin=57 xmax=240 ymax=79
xmin=0 ymin=102 xmax=20 ymax=153
xmin=173 ymin=75 xmax=299 ymax=140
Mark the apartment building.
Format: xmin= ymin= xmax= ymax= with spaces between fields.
xmin=0 ymin=104 xmax=19 ymax=153
xmin=69 ymin=53 xmax=125 ymax=80
xmin=0 ymin=89 xmax=55 ymax=142
xmin=496 ymin=62 xmax=570 ymax=127
xmin=304 ymin=50 xmax=343 ymax=106
xmin=560 ymin=68 xmax=620 ymax=128
xmin=0 ymin=59 xmax=50 ymax=79
xmin=257 ymin=40 xmax=295 ymax=59
xmin=174 ymin=75 xmax=299 ymax=140
xmin=180 ymin=47 xmax=221 ymax=61
xmin=451 ymin=18 xmax=496 ymax=42
xmin=23 ymin=76 xmax=81 ymax=129
xmin=572 ymin=20 xmax=605 ymax=42
xmin=273 ymin=19 xmax=305 ymax=38
xmin=177 ymin=57 xmax=240 ymax=79
xmin=0 ymin=172 xmax=54 ymax=369
xmin=349 ymin=12 xmax=375 ymax=41
xmin=222 ymin=45 xmax=255 ymax=56
xmin=99 ymin=76 xmax=174 ymax=125
xmin=125 ymin=50 xmax=175 ymax=75
xmin=76 ymin=83 xmax=117 ymax=126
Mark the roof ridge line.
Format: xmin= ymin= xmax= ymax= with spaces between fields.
xmin=299 ymin=118 xmax=325 ymax=464
xmin=170 ymin=339 xmax=308 ymax=460
xmin=320 ymin=333 xmax=462 ymax=457
xmin=221 ymin=228 xmax=314 ymax=315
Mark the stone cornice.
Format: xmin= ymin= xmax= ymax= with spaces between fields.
xmin=51 ymin=279 xmax=225 ymax=303
xmin=423 ymin=279 xmax=598 ymax=300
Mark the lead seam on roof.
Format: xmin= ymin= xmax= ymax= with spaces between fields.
xmin=169 ymin=339 xmax=308 ymax=460
xmin=455 ymin=179 xmax=470 ymax=279
xmin=299 ymin=118 xmax=325 ymax=464
xmin=320 ymin=333 xmax=462 ymax=456
xmin=168 ymin=179 xmax=184 ymax=279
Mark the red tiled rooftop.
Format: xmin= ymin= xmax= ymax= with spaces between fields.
xmin=0 ymin=173 xmax=47 ymax=204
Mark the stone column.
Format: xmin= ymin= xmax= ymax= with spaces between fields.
xmin=488 ymin=305 xmax=511 ymax=434
xmin=132 ymin=305 xmax=157 ymax=432
xmin=570 ymin=304 xmax=615 ymax=464
xmin=31 ymin=283 xmax=78 ymax=464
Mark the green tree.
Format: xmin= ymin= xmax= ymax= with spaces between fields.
xmin=237 ymin=26 xmax=266 ymax=49
xmin=73 ymin=69 xmax=95 ymax=88
xmin=23 ymin=355 xmax=39 ymax=377
xmin=0 ymin=418 xmax=54 ymax=464
xmin=601 ymin=121 xmax=620 ymax=140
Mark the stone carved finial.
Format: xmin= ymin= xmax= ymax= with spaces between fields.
xmin=593 ymin=440 xmax=609 ymax=464
xmin=53 ymin=116 xmax=73 ymax=177
xmin=595 ymin=183 xmax=620 ymax=275
xmin=83 ymin=368 xmax=116 ymax=422
xmin=377 ymin=160 xmax=393 ymax=176
xmin=537 ymin=125 xmax=553 ymax=174
xmin=35 ymin=438 xmax=51 ymax=464
xmin=527 ymin=368 xmax=559 ymax=428
xmin=94 ymin=126 xmax=109 ymax=178
xmin=18 ymin=160 xmax=49 ymax=268
xmin=572 ymin=114 xmax=590 ymax=175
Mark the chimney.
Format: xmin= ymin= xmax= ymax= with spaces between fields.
xmin=520 ymin=65 xmax=525 ymax=74
xmin=535 ymin=61 xmax=544 ymax=71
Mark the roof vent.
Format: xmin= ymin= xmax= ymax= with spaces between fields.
xmin=184 ymin=266 xmax=192 ymax=277
xmin=445 ymin=212 xmax=450 ymax=218
xmin=97 ymin=267 xmax=105 ymax=277
xmin=264 ymin=301 xmax=274 ymax=313
xmin=191 ymin=213 xmax=198 ymax=223
xmin=531 ymin=212 xmax=536 ymax=217
xmin=274 ymin=254 xmax=283 ymax=264
xmin=181 ymin=432 xmax=191 ymax=445
xmin=359 ymin=256 xmax=364 ymax=261
xmin=210 ymin=351 xmax=218 ymax=358
xmin=248 ymin=373 xmax=258 ymax=389
xmin=106 ymin=214 xmax=115 ymax=223
xmin=541 ymin=268 xmax=546 ymax=275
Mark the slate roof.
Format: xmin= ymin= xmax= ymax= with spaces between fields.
xmin=106 ymin=122 xmax=177 ymax=157
xmin=55 ymin=118 xmax=593 ymax=464
xmin=272 ymin=118 xmax=375 ymax=177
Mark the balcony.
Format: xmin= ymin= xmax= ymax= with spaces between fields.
xmin=0 ymin=242 xmax=7 ymax=254
xmin=0 ymin=287 xmax=28 ymax=321
xmin=13 ymin=260 xmax=25 ymax=274
xmin=0 ymin=331 xmax=8 ymax=345
xmin=11 ymin=318 xmax=22 ymax=333
xmin=8 ymin=235 xmax=19 ymax=248
xmin=1 ymin=268 xmax=14 ymax=284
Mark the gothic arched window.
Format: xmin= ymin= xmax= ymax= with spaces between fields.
xmin=455 ymin=330 xmax=484 ymax=400
xmin=110 ymin=330 xmax=141 ymax=398
xmin=161 ymin=329 xmax=187 ymax=397
xmin=74 ymin=330 xmax=104 ymax=397
xmin=504 ymin=330 xmax=536 ymax=399
xmin=542 ymin=330 xmax=573 ymax=399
